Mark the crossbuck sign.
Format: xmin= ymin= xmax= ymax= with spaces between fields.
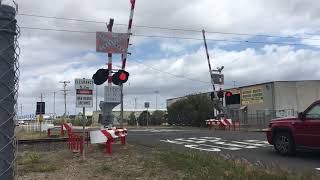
xmin=96 ymin=32 xmax=129 ymax=54
xmin=75 ymin=78 xmax=94 ymax=108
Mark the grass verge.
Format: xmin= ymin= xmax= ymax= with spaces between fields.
xmin=16 ymin=143 xmax=319 ymax=180
xmin=17 ymin=152 xmax=57 ymax=173
xmin=152 ymin=149 xmax=318 ymax=180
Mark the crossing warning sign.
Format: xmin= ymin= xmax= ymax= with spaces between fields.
xmin=75 ymin=78 xmax=94 ymax=108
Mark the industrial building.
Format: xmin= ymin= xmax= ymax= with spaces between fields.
xmin=167 ymin=80 xmax=320 ymax=128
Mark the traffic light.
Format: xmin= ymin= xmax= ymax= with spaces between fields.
xmin=225 ymin=91 xmax=233 ymax=97
xmin=92 ymin=69 xmax=109 ymax=85
xmin=112 ymin=70 xmax=129 ymax=85
xmin=217 ymin=90 xmax=224 ymax=99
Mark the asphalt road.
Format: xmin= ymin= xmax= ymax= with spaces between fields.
xmin=127 ymin=127 xmax=320 ymax=173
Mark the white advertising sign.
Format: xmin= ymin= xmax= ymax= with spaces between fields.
xmin=104 ymin=86 xmax=121 ymax=103
xmin=75 ymin=78 xmax=94 ymax=108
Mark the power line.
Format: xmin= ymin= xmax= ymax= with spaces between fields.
xmin=130 ymin=59 xmax=211 ymax=84
xmin=18 ymin=26 xmax=320 ymax=47
xmin=17 ymin=13 xmax=320 ymax=41
xmin=129 ymin=60 xmax=236 ymax=86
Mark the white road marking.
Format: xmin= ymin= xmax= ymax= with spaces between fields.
xmin=160 ymin=137 xmax=271 ymax=152
xmin=160 ymin=139 xmax=186 ymax=144
xmin=199 ymin=144 xmax=241 ymax=151
xmin=188 ymin=137 xmax=221 ymax=143
xmin=175 ymin=138 xmax=207 ymax=144
xmin=231 ymin=141 xmax=271 ymax=147
xmin=200 ymin=137 xmax=222 ymax=140
xmin=130 ymin=129 xmax=185 ymax=132
xmin=244 ymin=140 xmax=269 ymax=144
xmin=315 ymin=168 xmax=320 ymax=171
xmin=185 ymin=144 xmax=221 ymax=152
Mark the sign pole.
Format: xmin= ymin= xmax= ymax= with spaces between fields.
xmin=75 ymin=78 xmax=94 ymax=160
xmin=120 ymin=83 xmax=124 ymax=128
xmin=146 ymin=107 xmax=149 ymax=128
xmin=82 ymin=106 xmax=86 ymax=160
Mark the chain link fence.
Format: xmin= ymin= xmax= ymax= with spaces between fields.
xmin=230 ymin=109 xmax=296 ymax=129
xmin=0 ymin=1 xmax=19 ymax=179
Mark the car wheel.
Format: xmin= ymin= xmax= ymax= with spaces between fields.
xmin=274 ymin=132 xmax=295 ymax=156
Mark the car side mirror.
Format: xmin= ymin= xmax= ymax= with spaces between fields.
xmin=298 ymin=112 xmax=305 ymax=120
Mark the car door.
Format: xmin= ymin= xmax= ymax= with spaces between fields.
xmin=297 ymin=104 xmax=320 ymax=147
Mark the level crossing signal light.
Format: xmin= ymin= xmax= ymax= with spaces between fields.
xmin=210 ymin=90 xmax=224 ymax=100
xmin=112 ymin=70 xmax=130 ymax=85
xmin=217 ymin=90 xmax=224 ymax=99
xmin=92 ymin=69 xmax=109 ymax=85
xmin=225 ymin=91 xmax=233 ymax=97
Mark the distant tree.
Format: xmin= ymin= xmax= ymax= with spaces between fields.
xmin=150 ymin=110 xmax=165 ymax=125
xmin=167 ymin=93 xmax=213 ymax=127
xmin=137 ymin=111 xmax=151 ymax=126
xmin=128 ymin=112 xmax=136 ymax=126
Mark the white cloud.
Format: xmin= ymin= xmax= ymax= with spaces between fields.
xmin=4 ymin=0 xmax=320 ymax=116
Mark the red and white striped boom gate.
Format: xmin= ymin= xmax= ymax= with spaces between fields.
xmin=206 ymin=118 xmax=240 ymax=130
xmin=90 ymin=128 xmax=127 ymax=155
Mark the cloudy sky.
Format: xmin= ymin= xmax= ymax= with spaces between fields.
xmin=4 ymin=0 xmax=320 ymax=116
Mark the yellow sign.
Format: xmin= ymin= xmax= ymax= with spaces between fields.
xmin=241 ymin=86 xmax=263 ymax=105
xmin=38 ymin=115 xmax=44 ymax=122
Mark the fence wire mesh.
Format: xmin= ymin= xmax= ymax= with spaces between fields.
xmin=0 ymin=1 xmax=19 ymax=179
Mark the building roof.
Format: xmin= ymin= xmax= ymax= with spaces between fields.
xmin=225 ymin=80 xmax=320 ymax=91
xmin=166 ymin=80 xmax=320 ymax=102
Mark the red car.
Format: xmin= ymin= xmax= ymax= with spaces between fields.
xmin=267 ymin=100 xmax=320 ymax=155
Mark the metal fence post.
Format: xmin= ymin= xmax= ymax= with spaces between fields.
xmin=0 ymin=3 xmax=19 ymax=180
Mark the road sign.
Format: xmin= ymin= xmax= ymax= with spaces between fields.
xmin=38 ymin=114 xmax=44 ymax=122
xmin=211 ymin=73 xmax=224 ymax=85
xmin=36 ymin=102 xmax=45 ymax=115
xmin=96 ymin=32 xmax=129 ymax=54
xmin=104 ymin=86 xmax=121 ymax=103
xmin=144 ymin=102 xmax=150 ymax=108
xmin=75 ymin=78 xmax=94 ymax=108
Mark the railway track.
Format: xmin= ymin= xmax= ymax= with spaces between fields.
xmin=17 ymin=137 xmax=68 ymax=144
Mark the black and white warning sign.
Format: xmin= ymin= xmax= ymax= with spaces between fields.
xmin=75 ymin=78 xmax=94 ymax=108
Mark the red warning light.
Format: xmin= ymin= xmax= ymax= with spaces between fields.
xmin=226 ymin=91 xmax=232 ymax=97
xmin=119 ymin=73 xmax=127 ymax=81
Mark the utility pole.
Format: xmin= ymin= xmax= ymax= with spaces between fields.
xmin=134 ymin=97 xmax=138 ymax=127
xmin=39 ymin=93 xmax=44 ymax=102
xmin=59 ymin=81 xmax=70 ymax=120
xmin=53 ymin=91 xmax=57 ymax=119
xmin=155 ymin=90 xmax=159 ymax=110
